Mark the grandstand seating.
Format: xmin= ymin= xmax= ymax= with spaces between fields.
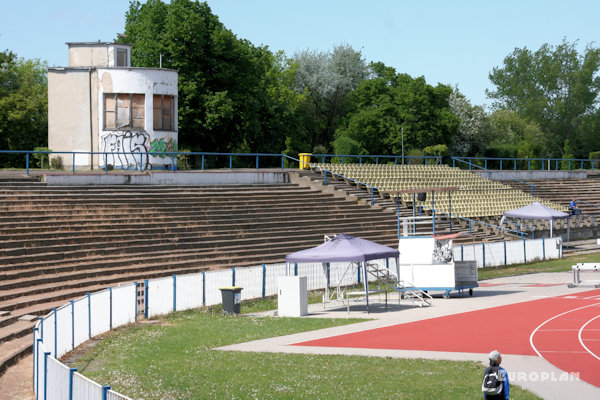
xmin=313 ymin=163 xmax=569 ymax=220
xmin=1 ymin=176 xmax=404 ymax=372
xmin=505 ymin=174 xmax=600 ymax=217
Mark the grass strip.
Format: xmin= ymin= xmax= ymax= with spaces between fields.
xmin=478 ymin=253 xmax=600 ymax=280
xmin=70 ymin=304 xmax=541 ymax=399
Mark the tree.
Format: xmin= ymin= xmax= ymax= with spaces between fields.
xmin=0 ymin=50 xmax=47 ymax=164
xmin=448 ymin=89 xmax=488 ymax=156
xmin=122 ymin=0 xmax=294 ymax=157
xmin=487 ymin=39 xmax=600 ymax=157
xmin=291 ymin=44 xmax=369 ymax=152
xmin=487 ymin=109 xmax=546 ymax=159
xmin=334 ymin=62 xmax=459 ymax=156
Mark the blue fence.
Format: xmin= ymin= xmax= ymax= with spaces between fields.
xmin=452 ymin=156 xmax=600 ymax=171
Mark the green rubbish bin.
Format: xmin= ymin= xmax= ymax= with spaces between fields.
xmin=219 ymin=286 xmax=243 ymax=315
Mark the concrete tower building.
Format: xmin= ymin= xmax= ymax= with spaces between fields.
xmin=48 ymin=41 xmax=178 ymax=170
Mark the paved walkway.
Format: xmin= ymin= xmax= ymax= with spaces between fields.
xmin=220 ymin=271 xmax=600 ymax=400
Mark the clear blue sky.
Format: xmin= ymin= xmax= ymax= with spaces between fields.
xmin=1 ymin=0 xmax=598 ymax=106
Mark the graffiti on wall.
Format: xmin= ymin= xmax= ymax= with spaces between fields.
xmin=149 ymin=137 xmax=177 ymax=159
xmin=433 ymin=239 xmax=453 ymax=263
xmin=100 ymin=131 xmax=150 ymax=170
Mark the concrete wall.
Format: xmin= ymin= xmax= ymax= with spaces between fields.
xmin=48 ymin=69 xmax=95 ymax=167
xmin=473 ymin=170 xmax=587 ymax=181
xmin=44 ymin=171 xmax=290 ymax=186
xmin=68 ymin=43 xmax=131 ymax=67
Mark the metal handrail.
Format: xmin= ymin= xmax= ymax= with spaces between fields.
xmin=452 ymin=156 xmax=599 ymax=171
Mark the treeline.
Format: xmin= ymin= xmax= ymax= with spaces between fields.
xmin=2 ymin=0 xmax=600 ymax=166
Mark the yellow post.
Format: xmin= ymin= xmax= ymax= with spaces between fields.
xmin=298 ymin=153 xmax=312 ymax=170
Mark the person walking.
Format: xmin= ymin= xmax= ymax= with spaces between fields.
xmin=482 ymin=350 xmax=509 ymax=400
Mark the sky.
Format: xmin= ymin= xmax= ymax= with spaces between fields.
xmin=1 ymin=0 xmax=599 ymax=106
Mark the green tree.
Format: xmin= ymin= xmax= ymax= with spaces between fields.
xmin=0 ymin=50 xmax=48 ymax=164
xmin=122 ymin=0 xmax=294 ymax=158
xmin=335 ymin=62 xmax=458 ymax=156
xmin=487 ymin=110 xmax=546 ymax=161
xmin=291 ymin=44 xmax=369 ymax=152
xmin=487 ymin=39 xmax=600 ymax=157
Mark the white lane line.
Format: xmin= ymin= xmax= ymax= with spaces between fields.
xmin=530 ymin=302 xmax=600 ymax=360
xmin=578 ymin=315 xmax=600 ymax=361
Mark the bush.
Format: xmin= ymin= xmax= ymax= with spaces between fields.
xmin=177 ymin=149 xmax=191 ymax=170
xmin=331 ymin=136 xmax=366 ymax=163
xmin=406 ymin=149 xmax=425 ymax=164
xmin=33 ymin=147 xmax=50 ymax=169
xmin=50 ymin=156 xmax=64 ymax=170
xmin=589 ymin=151 xmax=600 ymax=169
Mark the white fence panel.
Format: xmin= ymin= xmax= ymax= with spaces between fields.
xmin=46 ymin=356 xmax=71 ymax=400
xmin=41 ymin=312 xmax=55 ymax=357
xmin=112 ymin=284 xmax=137 ymax=327
xmin=107 ymin=389 xmax=134 ymax=400
xmin=73 ymin=296 xmax=90 ymax=347
xmin=483 ymin=242 xmax=506 ymax=268
xmin=235 ymin=266 xmax=263 ymax=300
xmin=506 ymin=240 xmax=527 ymax=265
xmin=545 ymin=237 xmax=561 ymax=259
xmin=35 ymin=340 xmax=48 ymax=397
xmin=176 ymin=272 xmax=204 ymax=311
xmin=297 ymin=262 xmax=327 ymax=290
xmin=55 ymin=303 xmax=73 ymax=357
xmin=147 ymin=277 xmax=174 ymax=317
xmin=73 ymin=372 xmax=104 ymax=400
xmin=90 ymin=290 xmax=111 ymax=337
xmin=526 ymin=238 xmax=544 ymax=262
xmin=204 ymin=269 xmax=232 ymax=306
xmin=264 ymin=263 xmax=287 ymax=296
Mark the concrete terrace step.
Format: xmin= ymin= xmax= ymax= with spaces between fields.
xmin=0 ymin=217 xmax=396 ymax=254
xmin=0 ymin=212 xmax=395 ymax=240
xmin=0 ymin=202 xmax=381 ymax=226
xmin=0 ymin=220 xmax=398 ymax=262
xmin=0 ymin=335 xmax=32 ymax=375
xmin=0 ymin=229 xmax=399 ymax=282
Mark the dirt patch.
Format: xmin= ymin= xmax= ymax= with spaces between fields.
xmin=0 ymin=355 xmax=34 ymax=400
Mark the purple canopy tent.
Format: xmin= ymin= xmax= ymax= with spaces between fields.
xmin=500 ymin=202 xmax=570 ymax=238
xmin=285 ymin=234 xmax=399 ymax=313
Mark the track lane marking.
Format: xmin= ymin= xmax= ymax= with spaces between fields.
xmin=578 ymin=315 xmax=600 ymax=361
xmin=529 ymin=302 xmax=600 ymax=359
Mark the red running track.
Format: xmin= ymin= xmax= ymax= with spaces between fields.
xmin=294 ymin=289 xmax=600 ymax=388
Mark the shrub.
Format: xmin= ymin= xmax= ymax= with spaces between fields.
xmin=177 ymin=149 xmax=191 ymax=170
xmin=33 ymin=147 xmax=50 ymax=169
xmin=50 ymin=156 xmax=64 ymax=170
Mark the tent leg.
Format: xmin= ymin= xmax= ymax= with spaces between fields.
xmin=363 ymin=262 xmax=370 ymax=314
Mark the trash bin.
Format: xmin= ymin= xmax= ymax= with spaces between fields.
xmin=219 ymin=286 xmax=243 ymax=315
xmin=298 ymin=153 xmax=312 ymax=170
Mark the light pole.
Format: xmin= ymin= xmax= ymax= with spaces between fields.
xmin=401 ymin=126 xmax=404 ymax=164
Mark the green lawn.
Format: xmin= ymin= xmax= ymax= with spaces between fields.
xmin=70 ymin=304 xmax=541 ymax=399
xmin=478 ymin=253 xmax=600 ymax=280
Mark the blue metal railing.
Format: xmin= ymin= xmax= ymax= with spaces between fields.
xmin=433 ymin=210 xmax=527 ymax=239
xmin=452 ymin=157 xmax=537 ymax=196
xmin=0 ymin=150 xmax=442 ymax=175
xmin=452 ymin=156 xmax=600 ymax=171
xmin=308 ymin=162 xmax=377 ymax=206
xmin=0 ymin=150 xmax=295 ymax=174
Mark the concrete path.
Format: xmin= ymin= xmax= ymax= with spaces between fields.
xmin=219 ymin=271 xmax=600 ymax=400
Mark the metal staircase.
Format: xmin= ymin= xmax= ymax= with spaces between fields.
xmin=366 ymin=262 xmax=432 ymax=307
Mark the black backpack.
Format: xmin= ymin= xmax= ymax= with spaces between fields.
xmin=481 ymin=365 xmax=503 ymax=395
